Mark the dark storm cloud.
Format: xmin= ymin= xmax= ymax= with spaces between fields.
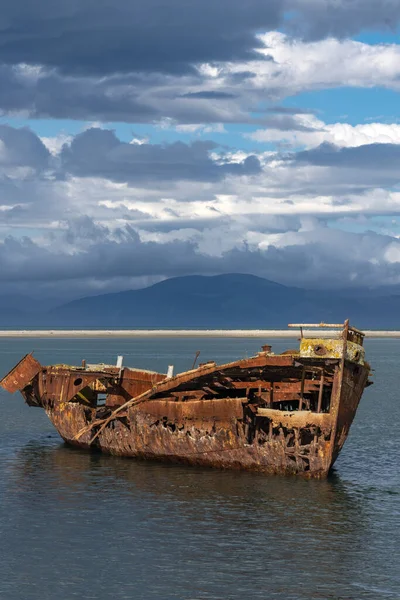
xmin=1 ymin=1 xmax=399 ymax=80
xmin=0 ymin=228 xmax=220 ymax=284
xmin=0 ymin=65 xmax=317 ymax=124
xmin=0 ymin=0 xmax=283 ymax=75
xmin=0 ymin=65 xmax=258 ymax=124
xmin=0 ymin=178 xmax=58 ymax=211
xmin=134 ymin=213 xmax=301 ymax=234
xmin=134 ymin=216 xmax=231 ymax=233
xmin=60 ymin=128 xmax=261 ymax=182
xmin=0 ymin=1 xmax=399 ymax=127
xmin=225 ymin=71 xmax=258 ymax=84
xmin=266 ymin=106 xmax=316 ymax=116
xmin=0 ymin=65 xmax=158 ymax=123
xmin=294 ymin=142 xmax=400 ymax=169
xmin=286 ymin=0 xmax=400 ymax=40
xmin=258 ymin=115 xmax=318 ymax=132
xmin=1 ymin=220 xmax=400 ymax=297
xmin=0 ymin=125 xmax=50 ymax=170
xmin=180 ymin=92 xmax=238 ymax=100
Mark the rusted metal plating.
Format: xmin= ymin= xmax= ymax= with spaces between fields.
xmin=0 ymin=321 xmax=372 ymax=477
xmin=1 ymin=353 xmax=42 ymax=393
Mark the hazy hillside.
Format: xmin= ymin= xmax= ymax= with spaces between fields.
xmin=1 ymin=273 xmax=399 ymax=328
xmin=41 ymin=273 xmax=400 ymax=328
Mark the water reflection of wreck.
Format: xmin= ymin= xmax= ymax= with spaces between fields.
xmin=1 ymin=321 xmax=372 ymax=478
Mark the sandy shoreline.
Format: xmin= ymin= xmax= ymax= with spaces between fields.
xmin=0 ymin=329 xmax=399 ymax=338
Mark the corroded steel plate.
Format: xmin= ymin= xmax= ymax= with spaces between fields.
xmin=0 ymin=353 xmax=42 ymax=393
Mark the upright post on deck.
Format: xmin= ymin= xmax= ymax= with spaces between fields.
xmin=317 ymin=373 xmax=324 ymax=413
xmin=299 ymin=368 xmax=305 ymax=411
xmin=269 ymin=381 xmax=274 ymax=407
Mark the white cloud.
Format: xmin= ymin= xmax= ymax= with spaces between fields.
xmin=196 ymin=64 xmax=221 ymax=78
xmin=250 ymin=114 xmax=400 ymax=148
xmin=188 ymin=33 xmax=400 ymax=106
xmin=0 ymin=139 xmax=6 ymax=161
xmin=175 ymin=124 xmax=204 ymax=133
xmin=129 ymin=135 xmax=149 ymax=145
xmin=384 ymin=243 xmax=400 ymax=263
xmin=175 ymin=123 xmax=226 ymax=134
xmin=251 ymin=32 xmax=400 ymax=93
xmin=40 ymin=133 xmax=72 ymax=155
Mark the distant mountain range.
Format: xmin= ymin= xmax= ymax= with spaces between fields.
xmin=1 ymin=273 xmax=400 ymax=328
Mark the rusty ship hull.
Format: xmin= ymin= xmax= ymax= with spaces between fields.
xmin=0 ymin=321 xmax=371 ymax=478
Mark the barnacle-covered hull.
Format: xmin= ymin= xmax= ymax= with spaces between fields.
xmin=0 ymin=321 xmax=371 ymax=478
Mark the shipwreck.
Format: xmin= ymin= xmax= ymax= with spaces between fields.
xmin=1 ymin=321 xmax=372 ymax=478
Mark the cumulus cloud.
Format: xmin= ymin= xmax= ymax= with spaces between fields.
xmin=251 ymin=115 xmax=400 ymax=149
xmin=0 ymin=124 xmax=50 ymax=171
xmin=230 ymin=33 xmax=400 ymax=97
xmin=60 ymin=128 xmax=261 ymax=182
xmin=2 ymin=124 xmax=400 ymax=234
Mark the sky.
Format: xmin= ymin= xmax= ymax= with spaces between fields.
xmin=2 ymin=0 xmax=400 ymax=302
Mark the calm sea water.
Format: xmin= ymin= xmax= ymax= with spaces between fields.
xmin=0 ymin=337 xmax=399 ymax=600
